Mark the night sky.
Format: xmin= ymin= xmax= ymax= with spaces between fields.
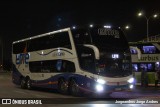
xmin=0 ymin=0 xmax=160 ymax=63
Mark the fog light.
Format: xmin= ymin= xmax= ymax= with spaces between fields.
xmin=129 ymin=84 xmax=134 ymax=89
xmin=95 ymin=84 xmax=104 ymax=92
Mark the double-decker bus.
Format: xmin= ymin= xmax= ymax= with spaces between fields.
xmin=12 ymin=26 xmax=134 ymax=96
xmin=129 ymin=36 xmax=160 ymax=85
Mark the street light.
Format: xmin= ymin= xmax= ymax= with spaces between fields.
xmin=125 ymin=25 xmax=130 ymax=30
xmin=89 ymin=24 xmax=93 ymax=28
xmin=138 ymin=12 xmax=158 ymax=42
xmin=118 ymin=25 xmax=131 ymax=30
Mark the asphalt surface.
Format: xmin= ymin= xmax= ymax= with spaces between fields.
xmin=0 ymin=72 xmax=160 ymax=107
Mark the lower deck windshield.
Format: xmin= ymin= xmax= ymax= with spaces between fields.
xmin=97 ymin=49 xmax=132 ymax=77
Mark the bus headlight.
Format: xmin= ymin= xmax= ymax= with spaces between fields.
xmin=97 ymin=79 xmax=106 ymax=84
xmin=127 ymin=78 xmax=134 ymax=83
xmin=95 ymin=84 xmax=104 ymax=92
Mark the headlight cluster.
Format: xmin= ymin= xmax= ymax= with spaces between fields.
xmin=97 ymin=79 xmax=106 ymax=84
xmin=95 ymin=84 xmax=104 ymax=92
xmin=127 ymin=78 xmax=134 ymax=83
xmin=127 ymin=78 xmax=134 ymax=89
xmin=95 ymin=79 xmax=106 ymax=92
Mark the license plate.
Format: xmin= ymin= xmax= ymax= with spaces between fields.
xmin=115 ymin=88 xmax=121 ymax=91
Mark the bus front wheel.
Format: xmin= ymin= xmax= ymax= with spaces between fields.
xmin=58 ymin=79 xmax=68 ymax=94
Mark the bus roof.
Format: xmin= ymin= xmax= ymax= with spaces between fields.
xmin=12 ymin=28 xmax=70 ymax=44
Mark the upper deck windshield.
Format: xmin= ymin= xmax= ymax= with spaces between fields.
xmin=72 ymin=26 xmax=131 ymax=77
xmin=90 ymin=27 xmax=129 ymax=52
xmin=72 ymin=27 xmax=129 ymax=51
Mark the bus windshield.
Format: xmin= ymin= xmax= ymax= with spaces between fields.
xmin=72 ymin=27 xmax=131 ymax=77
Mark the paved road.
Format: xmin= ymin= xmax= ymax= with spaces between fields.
xmin=0 ymin=72 xmax=160 ymax=107
xmin=0 ymin=72 xmax=76 ymax=98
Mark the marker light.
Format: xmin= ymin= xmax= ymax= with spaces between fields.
xmin=104 ymin=25 xmax=111 ymax=28
xmin=95 ymin=84 xmax=104 ymax=92
xmin=97 ymin=79 xmax=106 ymax=84
xmin=72 ymin=26 xmax=76 ymax=29
xmin=127 ymin=78 xmax=134 ymax=83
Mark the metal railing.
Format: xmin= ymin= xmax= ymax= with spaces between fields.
xmin=141 ymin=34 xmax=160 ymax=42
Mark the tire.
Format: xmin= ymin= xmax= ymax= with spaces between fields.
xmin=58 ymin=79 xmax=68 ymax=94
xmin=20 ymin=78 xmax=26 ymax=89
xmin=69 ymin=79 xmax=80 ymax=96
xmin=26 ymin=78 xmax=32 ymax=90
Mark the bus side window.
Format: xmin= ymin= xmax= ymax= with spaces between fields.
xmin=27 ymin=31 xmax=72 ymax=52
xmin=49 ymin=32 xmax=72 ymax=49
xmin=56 ymin=60 xmax=62 ymax=71
xmin=143 ymin=46 xmax=156 ymax=54
xmin=13 ymin=42 xmax=26 ymax=54
xmin=56 ymin=60 xmax=75 ymax=73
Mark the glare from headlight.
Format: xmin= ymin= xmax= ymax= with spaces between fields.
xmin=95 ymin=84 xmax=104 ymax=92
xmin=127 ymin=78 xmax=134 ymax=83
xmin=97 ymin=79 xmax=106 ymax=84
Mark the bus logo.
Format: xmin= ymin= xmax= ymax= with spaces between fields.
xmin=16 ymin=53 xmax=29 ymax=64
xmin=53 ymin=52 xmax=65 ymax=57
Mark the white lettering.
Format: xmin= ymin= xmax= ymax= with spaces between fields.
xmin=115 ymin=100 xmax=136 ymax=104
xmin=115 ymin=100 xmax=159 ymax=104
xmin=136 ymin=100 xmax=145 ymax=104
xmin=12 ymin=99 xmax=27 ymax=104
xmin=28 ymin=100 xmax=42 ymax=104
xmin=146 ymin=100 xmax=158 ymax=104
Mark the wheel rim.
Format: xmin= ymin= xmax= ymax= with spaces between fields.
xmin=71 ymin=81 xmax=78 ymax=94
xmin=60 ymin=80 xmax=68 ymax=93
xmin=21 ymin=79 xmax=26 ymax=88
xmin=27 ymin=80 xmax=31 ymax=89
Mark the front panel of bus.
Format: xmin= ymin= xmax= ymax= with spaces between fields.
xmin=72 ymin=27 xmax=133 ymax=93
xmin=91 ymin=27 xmax=132 ymax=77
xmin=72 ymin=27 xmax=132 ymax=77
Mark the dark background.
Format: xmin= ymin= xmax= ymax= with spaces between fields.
xmin=0 ymin=0 xmax=160 ymax=70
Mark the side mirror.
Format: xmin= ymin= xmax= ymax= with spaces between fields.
xmin=84 ymin=44 xmax=100 ymax=60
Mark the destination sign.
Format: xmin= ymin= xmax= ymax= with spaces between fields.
xmin=98 ymin=28 xmax=120 ymax=38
